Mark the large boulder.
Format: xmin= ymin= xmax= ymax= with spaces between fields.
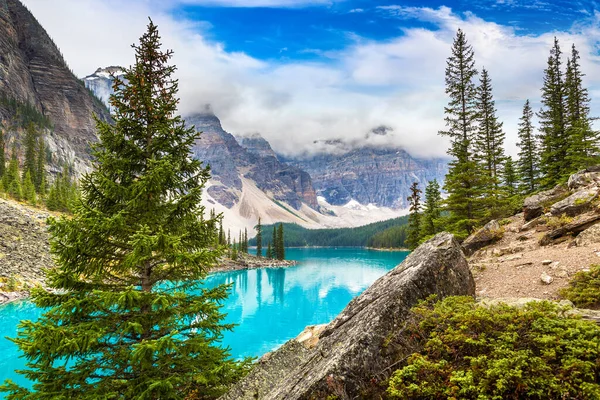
xmin=462 ymin=220 xmax=503 ymax=256
xmin=550 ymin=188 xmax=598 ymax=217
xmin=523 ymin=185 xmax=569 ymax=221
xmin=575 ymin=223 xmax=600 ymax=247
xmin=220 ymin=233 xmax=475 ymax=400
xmin=568 ymin=166 xmax=600 ymax=191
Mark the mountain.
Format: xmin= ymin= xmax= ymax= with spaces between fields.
xmin=281 ymin=142 xmax=448 ymax=209
xmin=0 ymin=0 xmax=110 ymax=173
xmin=82 ymin=66 xmax=124 ymax=110
xmin=188 ymin=109 xmax=318 ymax=212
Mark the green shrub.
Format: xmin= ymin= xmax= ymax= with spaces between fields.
xmin=560 ymin=265 xmax=600 ymax=309
xmin=387 ymin=296 xmax=600 ymax=399
xmin=546 ymin=214 xmax=573 ymax=229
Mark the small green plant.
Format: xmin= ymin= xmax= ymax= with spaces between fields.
xmin=546 ymin=214 xmax=574 ymax=229
xmin=499 ymin=218 xmax=512 ymax=226
xmin=560 ymin=265 xmax=600 ymax=309
xmin=387 ymin=296 xmax=600 ymax=399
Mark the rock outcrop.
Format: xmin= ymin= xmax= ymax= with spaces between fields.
xmin=540 ymin=212 xmax=600 ymax=246
xmin=187 ymin=110 xmax=319 ymax=211
xmin=221 ymin=233 xmax=475 ymax=400
xmin=462 ymin=220 xmax=503 ymax=256
xmin=282 ymin=146 xmax=448 ymax=209
xmin=0 ymin=0 xmax=110 ymax=174
xmin=522 ymin=184 xmax=569 ymax=221
xmin=0 ymin=199 xmax=52 ymax=285
xmin=550 ymin=188 xmax=598 ymax=217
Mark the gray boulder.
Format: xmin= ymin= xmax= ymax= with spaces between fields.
xmin=523 ymin=185 xmax=569 ymax=221
xmin=575 ymin=223 xmax=600 ymax=246
xmin=220 ymin=233 xmax=475 ymax=400
xmin=462 ymin=220 xmax=503 ymax=256
xmin=568 ymin=166 xmax=600 ymax=191
xmin=540 ymin=213 xmax=600 ymax=246
xmin=550 ymin=188 xmax=598 ymax=217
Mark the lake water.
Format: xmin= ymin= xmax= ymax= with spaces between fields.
xmin=0 ymin=247 xmax=408 ymax=392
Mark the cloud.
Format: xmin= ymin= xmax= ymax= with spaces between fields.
xmin=20 ymin=1 xmax=600 ymax=159
xmin=174 ymin=0 xmax=344 ymax=6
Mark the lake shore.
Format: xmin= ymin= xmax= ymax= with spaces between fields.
xmin=0 ymin=291 xmax=29 ymax=306
xmin=365 ymin=247 xmax=410 ymax=252
xmin=212 ymin=254 xmax=298 ymax=273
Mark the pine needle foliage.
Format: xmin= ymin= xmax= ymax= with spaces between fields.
xmin=387 ymin=296 xmax=600 ymax=399
xmin=560 ymin=265 xmax=600 ymax=309
xmin=405 ymin=182 xmax=422 ymax=250
xmin=440 ymin=29 xmax=486 ymax=236
xmin=516 ymin=100 xmax=539 ymax=194
xmin=538 ymin=37 xmax=568 ymax=188
xmin=1 ymin=21 xmax=245 ymax=400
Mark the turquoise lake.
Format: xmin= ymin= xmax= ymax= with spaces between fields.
xmin=0 ymin=247 xmax=408 ymax=392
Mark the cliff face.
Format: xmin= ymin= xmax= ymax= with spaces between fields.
xmin=0 ymin=0 xmax=110 ymax=173
xmin=187 ymin=111 xmax=319 ymax=211
xmin=283 ymin=147 xmax=448 ymax=209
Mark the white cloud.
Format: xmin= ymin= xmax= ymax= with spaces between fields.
xmin=20 ymin=1 xmax=600 ymax=159
xmin=174 ymin=0 xmax=341 ymax=6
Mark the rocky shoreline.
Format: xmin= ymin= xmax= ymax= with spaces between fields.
xmin=0 ymin=291 xmax=29 ymax=306
xmin=212 ymin=254 xmax=298 ymax=273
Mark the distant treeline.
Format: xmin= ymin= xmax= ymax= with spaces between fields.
xmin=249 ymin=215 xmax=409 ymax=248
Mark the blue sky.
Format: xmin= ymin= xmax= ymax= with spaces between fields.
xmin=23 ymin=0 xmax=600 ymax=158
xmin=178 ymin=0 xmax=595 ymax=62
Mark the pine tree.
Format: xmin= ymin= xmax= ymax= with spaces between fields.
xmin=405 ymin=182 xmax=422 ymax=250
xmin=35 ymin=136 xmax=46 ymax=193
xmin=439 ymin=28 xmax=485 ymax=236
xmin=538 ymin=37 xmax=568 ymax=188
xmin=266 ymin=241 xmax=273 ymax=259
xmin=503 ymin=157 xmax=518 ymax=197
xmin=272 ymin=226 xmax=278 ymax=260
xmin=218 ymin=220 xmax=225 ymax=246
xmin=0 ymin=128 xmax=5 ymax=179
xmin=516 ymin=100 xmax=539 ymax=194
xmin=474 ymin=68 xmax=505 ymax=204
xmin=243 ymin=228 xmax=248 ymax=253
xmin=565 ymin=43 xmax=599 ymax=171
xmin=255 ymin=217 xmax=263 ymax=257
xmin=5 ymin=145 xmax=21 ymax=201
xmin=420 ymin=179 xmax=442 ymax=239
xmin=23 ymin=123 xmax=38 ymax=186
xmin=22 ymin=170 xmax=36 ymax=205
xmin=1 ymin=21 xmax=243 ymax=399
xmin=277 ymin=223 xmax=285 ymax=260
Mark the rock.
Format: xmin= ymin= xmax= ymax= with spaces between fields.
xmin=542 ymin=260 xmax=553 ymax=265
xmin=281 ymin=146 xmax=448 ymax=209
xmin=0 ymin=0 xmax=111 ymax=175
xmin=522 ymin=185 xmax=569 ymax=221
xmin=219 ymin=233 xmax=475 ymax=400
xmin=567 ymin=167 xmax=600 ymax=191
xmin=520 ymin=216 xmax=544 ymax=231
xmin=540 ymin=213 xmax=600 ymax=246
xmin=540 ymin=272 xmax=554 ymax=285
xmin=554 ymin=268 xmax=569 ymax=278
xmin=462 ymin=220 xmax=503 ymax=256
xmin=575 ymin=223 xmax=600 ymax=246
xmin=550 ymin=188 xmax=598 ymax=217
xmin=501 ymin=254 xmax=523 ymax=262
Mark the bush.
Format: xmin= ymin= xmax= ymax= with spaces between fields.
xmin=546 ymin=214 xmax=574 ymax=229
xmin=560 ymin=265 xmax=600 ymax=309
xmin=387 ymin=296 xmax=600 ymax=399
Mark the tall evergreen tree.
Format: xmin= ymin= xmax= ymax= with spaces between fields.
xmin=23 ymin=123 xmax=38 ymax=186
xmin=272 ymin=226 xmax=278 ymax=260
xmin=440 ymin=28 xmax=485 ymax=236
xmin=243 ymin=228 xmax=248 ymax=253
xmin=538 ymin=37 xmax=568 ymax=188
xmin=405 ymin=182 xmax=422 ymax=250
xmin=218 ymin=220 xmax=225 ymax=246
xmin=565 ymin=43 xmax=599 ymax=171
xmin=35 ymin=136 xmax=46 ymax=194
xmin=266 ymin=241 xmax=273 ymax=259
xmin=516 ymin=100 xmax=539 ymax=194
xmin=22 ymin=170 xmax=36 ymax=205
xmin=0 ymin=128 xmax=5 ymax=179
xmin=503 ymin=157 xmax=518 ymax=197
xmin=474 ymin=68 xmax=506 ymax=203
xmin=277 ymin=223 xmax=285 ymax=261
xmin=255 ymin=217 xmax=262 ymax=257
xmin=4 ymin=144 xmax=21 ymax=201
xmin=420 ymin=179 xmax=442 ymax=239
xmin=1 ymin=21 xmax=243 ymax=399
